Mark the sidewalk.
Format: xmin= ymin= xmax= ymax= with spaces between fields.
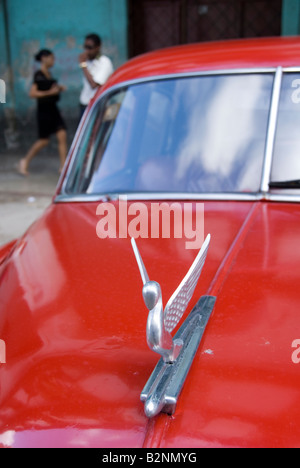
xmin=0 ymin=151 xmax=61 ymax=245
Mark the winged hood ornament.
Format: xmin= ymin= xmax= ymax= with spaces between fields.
xmin=131 ymin=234 xmax=216 ymax=417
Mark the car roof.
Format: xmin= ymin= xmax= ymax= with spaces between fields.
xmin=103 ymin=36 xmax=300 ymax=91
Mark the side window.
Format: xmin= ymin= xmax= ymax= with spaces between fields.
xmin=65 ymin=89 xmax=128 ymax=194
xmin=271 ymin=73 xmax=300 ymax=183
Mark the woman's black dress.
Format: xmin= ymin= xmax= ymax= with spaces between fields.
xmin=34 ymin=70 xmax=66 ymax=139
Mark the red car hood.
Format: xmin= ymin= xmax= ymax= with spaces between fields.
xmin=0 ymin=200 xmax=299 ymax=448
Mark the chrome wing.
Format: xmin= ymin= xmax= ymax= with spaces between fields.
xmin=163 ymin=234 xmax=211 ymax=332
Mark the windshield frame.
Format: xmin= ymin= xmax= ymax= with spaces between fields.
xmin=56 ymin=66 xmax=300 ymax=204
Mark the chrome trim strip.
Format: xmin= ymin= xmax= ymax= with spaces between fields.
xmin=260 ymin=66 xmax=283 ymax=194
xmin=54 ymin=192 xmax=263 ymax=203
xmin=282 ymin=67 xmax=300 ymax=72
xmin=266 ymin=193 xmax=300 ymax=203
xmin=55 ymin=192 xmax=300 ymax=204
xmin=140 ymin=295 xmax=216 ymax=417
xmin=120 ymin=193 xmax=262 ymax=202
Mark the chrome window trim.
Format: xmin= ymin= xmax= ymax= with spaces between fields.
xmin=56 ymin=66 xmax=300 ymax=204
xmin=282 ymin=67 xmax=300 ymax=72
xmin=260 ymin=66 xmax=282 ymax=194
xmin=266 ymin=193 xmax=300 ymax=203
xmin=55 ymin=192 xmax=263 ymax=203
xmin=55 ymin=191 xmax=300 ymax=204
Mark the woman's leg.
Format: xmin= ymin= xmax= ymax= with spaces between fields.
xmin=56 ymin=128 xmax=67 ymax=173
xmin=18 ymin=138 xmax=49 ymax=175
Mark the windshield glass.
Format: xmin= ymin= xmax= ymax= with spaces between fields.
xmin=65 ymin=73 xmax=274 ymax=195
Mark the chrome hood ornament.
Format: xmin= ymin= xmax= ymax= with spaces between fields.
xmin=131 ymin=235 xmax=216 ymax=418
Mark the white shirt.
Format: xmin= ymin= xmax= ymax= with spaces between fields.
xmin=79 ymin=55 xmax=113 ymax=105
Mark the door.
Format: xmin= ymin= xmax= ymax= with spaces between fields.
xmin=128 ymin=0 xmax=283 ymax=57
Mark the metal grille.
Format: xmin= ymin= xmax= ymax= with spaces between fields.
xmin=243 ymin=1 xmax=283 ymax=37
xmin=143 ymin=1 xmax=181 ymax=51
xmin=186 ymin=1 xmax=240 ymax=42
xmin=128 ymin=0 xmax=283 ymax=57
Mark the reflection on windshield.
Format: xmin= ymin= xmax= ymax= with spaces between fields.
xmin=66 ymin=74 xmax=273 ymax=195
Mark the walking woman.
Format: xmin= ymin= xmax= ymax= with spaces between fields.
xmin=18 ymin=49 xmax=67 ymax=175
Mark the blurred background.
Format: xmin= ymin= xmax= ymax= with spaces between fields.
xmin=0 ymin=0 xmax=299 ymax=243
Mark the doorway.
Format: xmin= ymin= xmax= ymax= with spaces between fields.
xmin=128 ymin=0 xmax=283 ymax=57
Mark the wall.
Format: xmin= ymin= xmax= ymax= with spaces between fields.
xmin=0 ymin=0 xmax=128 ymax=150
xmin=282 ymin=0 xmax=300 ymax=35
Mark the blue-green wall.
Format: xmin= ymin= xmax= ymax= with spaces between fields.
xmin=282 ymin=0 xmax=300 ymax=35
xmin=0 ymin=2 xmax=8 ymax=89
xmin=0 ymin=0 xmax=128 ymax=146
xmin=1 ymin=0 xmax=300 ymax=150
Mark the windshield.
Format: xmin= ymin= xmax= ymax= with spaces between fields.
xmin=65 ymin=73 xmax=274 ymax=195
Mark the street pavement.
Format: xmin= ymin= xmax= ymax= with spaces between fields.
xmin=0 ymin=151 xmax=61 ymax=245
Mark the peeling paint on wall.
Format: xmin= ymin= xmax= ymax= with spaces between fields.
xmin=0 ymin=0 xmax=128 ymax=148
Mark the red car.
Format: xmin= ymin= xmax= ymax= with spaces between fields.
xmin=1 ymin=37 xmax=300 ymax=448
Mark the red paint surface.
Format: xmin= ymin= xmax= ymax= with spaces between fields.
xmin=0 ymin=201 xmax=300 ymax=447
xmin=101 ymin=36 xmax=300 ymax=90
